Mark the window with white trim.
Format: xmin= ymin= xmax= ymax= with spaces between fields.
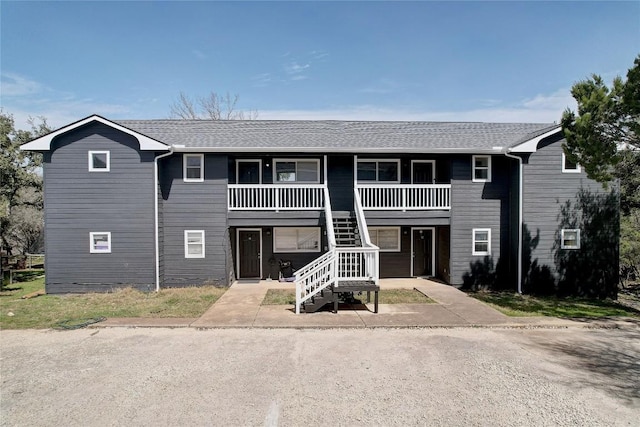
xmin=274 ymin=159 xmax=319 ymax=183
xmin=88 ymin=151 xmax=110 ymax=172
xmin=184 ymin=154 xmax=204 ymax=182
xmin=357 ymin=159 xmax=400 ymax=182
xmin=562 ymin=152 xmax=581 ymax=173
xmin=273 ymin=227 xmax=320 ymax=252
xmin=184 ymin=230 xmax=205 ymax=258
xmin=472 ymin=155 xmax=491 ymax=182
xmin=561 ymin=229 xmax=580 ymax=249
xmin=90 ymin=232 xmax=111 ymax=253
xmin=472 ymin=228 xmax=491 ymax=255
xmin=369 ymin=227 xmax=401 ymax=251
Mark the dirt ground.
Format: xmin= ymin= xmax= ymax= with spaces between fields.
xmin=1 ymin=326 xmax=638 ymax=426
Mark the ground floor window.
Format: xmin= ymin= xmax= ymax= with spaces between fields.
xmin=185 ymin=230 xmax=205 ymax=258
xmin=369 ymin=227 xmax=401 ymax=251
xmin=90 ymin=232 xmax=111 ymax=253
xmin=561 ymin=229 xmax=580 ymax=249
xmin=472 ymin=228 xmax=491 ymax=255
xmin=273 ymin=227 xmax=320 ymax=252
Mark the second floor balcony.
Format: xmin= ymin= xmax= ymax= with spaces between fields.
xmin=228 ymin=183 xmax=451 ymax=211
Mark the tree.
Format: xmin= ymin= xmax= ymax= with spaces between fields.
xmin=561 ymin=56 xmax=640 ymax=287
xmin=169 ymin=91 xmax=258 ymax=120
xmin=561 ymin=55 xmax=639 ymax=186
xmin=0 ymin=111 xmax=51 ymax=259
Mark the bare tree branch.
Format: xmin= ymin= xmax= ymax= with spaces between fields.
xmin=170 ymin=91 xmax=257 ymax=120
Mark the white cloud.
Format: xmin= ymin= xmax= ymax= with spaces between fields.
xmin=1 ymin=72 xmax=43 ymax=96
xmin=258 ymin=88 xmax=578 ymax=123
xmin=285 ymin=62 xmax=310 ymax=75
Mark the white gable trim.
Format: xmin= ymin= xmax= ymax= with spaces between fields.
xmin=20 ymin=115 xmax=169 ymax=151
xmin=508 ymin=126 xmax=562 ymax=153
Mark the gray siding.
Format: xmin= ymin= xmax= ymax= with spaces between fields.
xmin=43 ymin=122 xmax=156 ymax=293
xmin=521 ymin=134 xmax=612 ymax=283
xmin=159 ymin=153 xmax=231 ymax=287
xmin=449 ymin=155 xmax=512 ymax=285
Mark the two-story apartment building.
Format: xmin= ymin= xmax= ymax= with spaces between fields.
xmin=22 ymin=115 xmax=618 ymax=311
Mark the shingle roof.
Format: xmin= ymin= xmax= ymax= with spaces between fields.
xmin=116 ymin=119 xmax=560 ymax=152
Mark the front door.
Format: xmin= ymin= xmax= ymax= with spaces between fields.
xmin=412 ymin=228 xmax=434 ymax=277
xmin=238 ymin=229 xmax=261 ymax=278
xmin=412 ymin=161 xmax=435 ymax=184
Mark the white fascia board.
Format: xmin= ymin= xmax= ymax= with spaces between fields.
xmin=508 ymin=126 xmax=562 ymax=153
xmin=170 ymin=146 xmax=506 ymax=154
xmin=20 ymin=115 xmax=169 ymax=151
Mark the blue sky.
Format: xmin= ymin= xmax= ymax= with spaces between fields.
xmin=1 ymin=1 xmax=639 ymax=128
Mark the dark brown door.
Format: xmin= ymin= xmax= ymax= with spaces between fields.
xmin=413 ymin=229 xmax=433 ymax=276
xmin=239 ymin=230 xmax=261 ymax=278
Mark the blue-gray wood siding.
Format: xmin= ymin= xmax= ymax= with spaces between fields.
xmin=159 ymin=153 xmax=231 ymax=287
xmin=521 ymin=134 xmax=613 ymax=283
xmin=43 ymin=122 xmax=156 ymax=293
xmin=449 ymin=155 xmax=513 ymax=285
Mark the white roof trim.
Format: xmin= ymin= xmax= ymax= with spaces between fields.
xmin=508 ymin=126 xmax=562 ymax=153
xmin=20 ymin=115 xmax=169 ymax=151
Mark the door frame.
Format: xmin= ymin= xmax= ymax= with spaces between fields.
xmin=236 ymin=228 xmax=262 ymax=279
xmin=411 ymin=160 xmax=436 ymax=184
xmin=410 ymin=227 xmax=436 ymax=277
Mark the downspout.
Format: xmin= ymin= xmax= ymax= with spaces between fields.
xmin=504 ymin=151 xmax=523 ymax=294
xmin=154 ymin=147 xmax=175 ymax=292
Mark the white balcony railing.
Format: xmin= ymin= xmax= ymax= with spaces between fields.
xmin=228 ymin=184 xmax=325 ymax=211
xmin=357 ymin=184 xmax=451 ymax=211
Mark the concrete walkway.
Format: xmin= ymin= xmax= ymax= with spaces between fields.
xmin=100 ymin=278 xmax=585 ymax=329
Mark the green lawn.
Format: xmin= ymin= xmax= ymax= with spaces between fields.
xmin=0 ymin=277 xmax=227 ymax=329
xmin=470 ymin=292 xmax=640 ymax=318
xmin=262 ymin=288 xmax=434 ymax=305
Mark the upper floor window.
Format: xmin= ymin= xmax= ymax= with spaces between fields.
xmin=274 ymin=159 xmax=319 ymax=183
xmin=88 ymin=151 xmax=110 ymax=172
xmin=472 ymin=155 xmax=491 ymax=182
xmin=357 ymin=159 xmax=400 ymax=182
xmin=369 ymin=227 xmax=401 ymax=251
xmin=472 ymin=228 xmax=491 ymax=255
xmin=562 ymin=152 xmax=581 ymax=173
xmin=184 ymin=154 xmax=204 ymax=182
xmin=561 ymin=229 xmax=580 ymax=249
xmin=273 ymin=227 xmax=320 ymax=252
xmin=184 ymin=230 xmax=205 ymax=258
xmin=90 ymin=232 xmax=111 ymax=253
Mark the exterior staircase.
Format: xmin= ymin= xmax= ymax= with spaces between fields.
xmin=301 ymin=211 xmax=368 ymax=313
xmin=332 ymin=211 xmax=361 ymax=247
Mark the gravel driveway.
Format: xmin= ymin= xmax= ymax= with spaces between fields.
xmin=1 ymin=326 xmax=638 ymax=426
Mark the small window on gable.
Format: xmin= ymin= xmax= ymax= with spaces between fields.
xmin=185 ymin=230 xmax=205 ymax=258
xmin=562 ymin=152 xmax=581 ymax=173
xmin=89 ymin=151 xmax=110 ymax=172
xmin=561 ymin=229 xmax=580 ymax=249
xmin=273 ymin=227 xmax=320 ymax=252
xmin=472 ymin=228 xmax=491 ymax=255
xmin=369 ymin=227 xmax=401 ymax=252
xmin=90 ymin=232 xmax=111 ymax=253
xmin=184 ymin=154 xmax=204 ymax=182
xmin=472 ymin=155 xmax=491 ymax=182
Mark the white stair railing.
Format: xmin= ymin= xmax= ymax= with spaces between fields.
xmin=294 ymin=186 xmax=337 ymax=314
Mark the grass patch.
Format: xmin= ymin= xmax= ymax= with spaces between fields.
xmin=470 ymin=292 xmax=640 ymax=318
xmin=262 ymin=288 xmax=434 ymax=305
xmin=0 ymin=277 xmax=227 ymax=329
